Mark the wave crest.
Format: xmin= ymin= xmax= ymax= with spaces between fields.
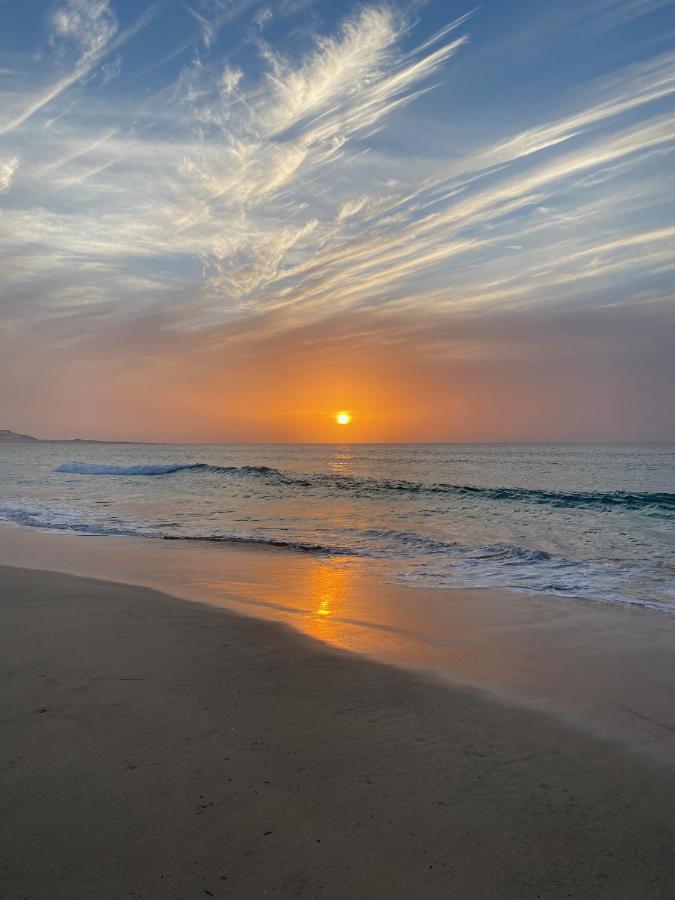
xmin=55 ymin=460 xmax=675 ymax=514
xmin=56 ymin=462 xmax=209 ymax=476
xmin=56 ymin=462 xmax=277 ymax=477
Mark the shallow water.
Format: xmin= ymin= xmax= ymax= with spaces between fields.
xmin=1 ymin=442 xmax=673 ymax=610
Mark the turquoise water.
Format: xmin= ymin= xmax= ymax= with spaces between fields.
xmin=1 ymin=442 xmax=673 ymax=610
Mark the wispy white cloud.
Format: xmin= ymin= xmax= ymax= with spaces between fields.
xmin=184 ymin=4 xmax=217 ymax=48
xmin=1 ymin=0 xmax=674 ymax=360
xmin=0 ymin=0 xmax=157 ymax=136
xmin=0 ymin=156 xmax=19 ymax=191
xmin=589 ymin=0 xmax=675 ymax=31
xmin=100 ymin=55 xmax=122 ymax=85
xmin=254 ymin=6 xmax=273 ymax=30
xmin=50 ymin=0 xmax=118 ymax=61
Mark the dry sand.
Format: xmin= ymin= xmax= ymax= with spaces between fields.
xmin=1 ymin=563 xmax=674 ymax=899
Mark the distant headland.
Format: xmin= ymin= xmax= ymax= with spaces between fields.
xmin=0 ymin=430 xmax=129 ymax=444
xmin=0 ymin=429 xmax=39 ymax=442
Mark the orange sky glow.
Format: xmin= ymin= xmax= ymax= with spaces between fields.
xmin=1 ymin=1 xmax=674 ymax=442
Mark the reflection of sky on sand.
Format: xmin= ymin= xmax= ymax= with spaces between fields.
xmin=306 ymin=563 xmax=348 ymax=642
xmin=0 ymin=524 xmax=613 ymax=682
xmin=1 ymin=523 xmax=674 ymax=761
xmin=188 ymin=550 xmax=503 ymax=678
xmin=0 ymin=524 xmax=634 ymax=685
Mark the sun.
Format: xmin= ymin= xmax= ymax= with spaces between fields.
xmin=335 ymin=411 xmax=351 ymax=425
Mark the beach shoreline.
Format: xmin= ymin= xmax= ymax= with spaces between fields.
xmin=2 ymin=562 xmax=675 ymax=898
xmin=1 ymin=523 xmax=674 ymax=762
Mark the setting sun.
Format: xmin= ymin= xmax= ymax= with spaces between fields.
xmin=336 ymin=411 xmax=352 ymax=425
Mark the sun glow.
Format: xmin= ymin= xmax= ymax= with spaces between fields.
xmin=336 ymin=411 xmax=352 ymax=425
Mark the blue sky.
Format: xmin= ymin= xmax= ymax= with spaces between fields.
xmin=0 ymin=0 xmax=674 ymax=440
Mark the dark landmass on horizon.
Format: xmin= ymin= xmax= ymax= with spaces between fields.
xmin=1 ymin=430 xmax=672 ymax=446
xmin=0 ymin=429 xmax=39 ymax=442
xmin=0 ymin=429 xmax=134 ymax=444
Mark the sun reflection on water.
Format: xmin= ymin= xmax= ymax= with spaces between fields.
xmin=330 ymin=445 xmax=354 ymax=475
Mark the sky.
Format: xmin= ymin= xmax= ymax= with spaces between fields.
xmin=0 ymin=0 xmax=674 ymax=442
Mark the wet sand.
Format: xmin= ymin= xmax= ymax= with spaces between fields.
xmin=1 ymin=523 xmax=674 ymax=762
xmin=1 ymin=563 xmax=674 ymax=898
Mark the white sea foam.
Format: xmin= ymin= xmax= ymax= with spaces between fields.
xmin=1 ymin=443 xmax=673 ymax=611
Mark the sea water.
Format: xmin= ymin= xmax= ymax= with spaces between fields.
xmin=0 ymin=442 xmax=673 ymax=611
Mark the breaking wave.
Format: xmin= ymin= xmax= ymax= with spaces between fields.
xmin=56 ymin=462 xmax=211 ymax=476
xmin=55 ymin=460 xmax=675 ymax=514
xmin=2 ymin=498 xmax=673 ymax=612
xmin=0 ymin=500 xmax=354 ymax=555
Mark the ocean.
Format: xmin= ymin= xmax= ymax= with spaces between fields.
xmin=1 ymin=442 xmax=673 ymax=611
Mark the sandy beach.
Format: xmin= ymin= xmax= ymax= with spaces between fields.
xmin=3 ymin=0 xmax=675 ymax=893
xmin=2 ymin=562 xmax=674 ymax=899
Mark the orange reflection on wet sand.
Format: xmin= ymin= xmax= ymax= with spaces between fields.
xmin=2 ymin=524 xmax=674 ymax=759
xmin=305 ymin=562 xmax=351 ymax=641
